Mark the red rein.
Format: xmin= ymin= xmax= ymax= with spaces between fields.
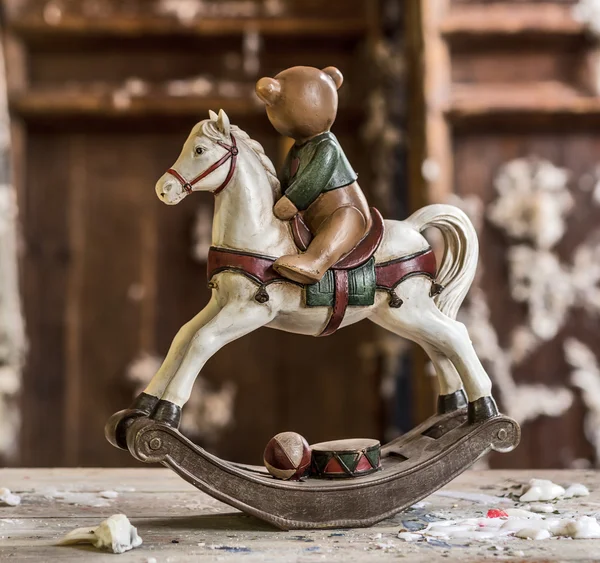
xmin=166 ymin=134 xmax=238 ymax=196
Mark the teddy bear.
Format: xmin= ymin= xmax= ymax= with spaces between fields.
xmin=255 ymin=66 xmax=372 ymax=284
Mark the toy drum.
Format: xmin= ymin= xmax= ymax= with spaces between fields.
xmin=310 ymin=438 xmax=381 ymax=478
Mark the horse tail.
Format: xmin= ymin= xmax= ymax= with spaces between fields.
xmin=405 ymin=204 xmax=478 ymax=320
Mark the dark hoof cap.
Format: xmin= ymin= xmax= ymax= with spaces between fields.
xmin=131 ymin=392 xmax=160 ymax=413
xmin=437 ymin=389 xmax=468 ymax=414
xmin=468 ymin=396 xmax=499 ymax=424
xmin=105 ymin=408 xmax=147 ymax=450
xmin=151 ymin=399 xmax=182 ymax=429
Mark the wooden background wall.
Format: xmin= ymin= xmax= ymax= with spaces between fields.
xmin=3 ymin=0 xmax=408 ymax=467
xmin=10 ymin=0 xmax=595 ymax=471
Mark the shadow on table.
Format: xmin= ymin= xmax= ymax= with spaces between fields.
xmin=139 ymin=513 xmax=281 ymax=532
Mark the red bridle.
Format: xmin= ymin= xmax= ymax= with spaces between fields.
xmin=166 ymin=134 xmax=238 ymax=196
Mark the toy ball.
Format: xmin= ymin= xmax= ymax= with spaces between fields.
xmin=264 ymin=432 xmax=311 ymax=480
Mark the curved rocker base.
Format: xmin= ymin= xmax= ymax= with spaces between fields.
xmin=116 ymin=407 xmax=519 ymax=530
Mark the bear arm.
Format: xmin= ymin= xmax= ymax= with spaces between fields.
xmin=278 ymin=150 xmax=292 ymax=191
xmin=284 ymin=140 xmax=339 ymax=210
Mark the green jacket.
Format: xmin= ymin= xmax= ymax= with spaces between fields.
xmin=279 ymin=131 xmax=357 ymax=211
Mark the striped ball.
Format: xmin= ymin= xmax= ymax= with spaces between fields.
xmin=264 ymin=432 xmax=311 ymax=480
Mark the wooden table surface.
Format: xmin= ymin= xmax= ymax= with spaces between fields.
xmin=0 ymin=468 xmax=599 ymax=561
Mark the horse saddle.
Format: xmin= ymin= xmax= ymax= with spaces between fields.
xmin=291 ymin=207 xmax=385 ymax=270
xmin=206 ymin=206 xmax=437 ymax=337
xmin=290 ymin=208 xmax=384 ymax=336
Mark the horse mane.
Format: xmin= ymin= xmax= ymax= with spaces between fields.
xmin=201 ymin=119 xmax=281 ymax=198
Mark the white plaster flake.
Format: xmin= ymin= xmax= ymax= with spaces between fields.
xmin=571 ymin=230 xmax=600 ymax=315
xmin=573 ymin=0 xmax=600 ymax=38
xmin=157 ymin=0 xmax=262 ymax=22
xmin=0 ymin=41 xmax=25 ymax=459
xmin=520 ymin=479 xmax=565 ymax=502
xmin=0 ymin=488 xmax=20 ymax=507
xmin=399 ymin=512 xmax=600 ymax=542
xmin=508 ymin=246 xmax=573 ymax=340
xmin=564 ymin=483 xmax=590 ymax=498
xmin=565 ymin=338 xmax=600 ymax=462
xmin=488 ymin=158 xmax=573 ymax=250
xmin=58 ymin=514 xmax=142 ymax=554
xmin=166 ymin=76 xmax=213 ymax=97
xmin=361 ymin=39 xmax=404 ymax=213
xmin=157 ymin=0 xmax=203 ymax=23
xmin=242 ymin=30 xmax=262 ymax=76
xmin=421 ymin=158 xmax=440 ymax=183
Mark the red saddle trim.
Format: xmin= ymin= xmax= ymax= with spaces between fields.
xmin=320 ymin=270 xmax=349 ymax=337
xmin=376 ymin=249 xmax=437 ymax=290
xmin=207 ymin=247 xmax=282 ymax=286
xmin=291 ymin=207 xmax=385 ymax=270
xmin=206 ymin=246 xmax=437 ymax=337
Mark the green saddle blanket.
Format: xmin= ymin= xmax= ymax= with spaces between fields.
xmin=305 ymin=257 xmax=376 ymax=307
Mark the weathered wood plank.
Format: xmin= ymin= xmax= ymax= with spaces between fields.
xmin=9 ymin=92 xmax=365 ymax=121
xmin=450 ymin=82 xmax=600 ymax=119
xmin=8 ymin=17 xmax=369 ymax=40
xmin=19 ymin=133 xmax=71 ymax=467
xmin=442 ymin=3 xmax=583 ymax=39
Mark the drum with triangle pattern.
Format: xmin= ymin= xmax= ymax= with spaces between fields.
xmin=310 ymin=438 xmax=381 ymax=478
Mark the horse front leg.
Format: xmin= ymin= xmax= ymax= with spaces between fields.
xmin=153 ymin=297 xmax=276 ymax=428
xmin=106 ymin=297 xmax=221 ymax=449
xmin=141 ymin=297 xmax=221 ymax=403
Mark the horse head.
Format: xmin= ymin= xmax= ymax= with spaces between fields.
xmin=156 ymin=109 xmax=237 ymax=205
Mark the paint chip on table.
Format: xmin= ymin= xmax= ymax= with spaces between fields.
xmin=58 ymin=514 xmax=142 ymax=554
xmin=0 ymin=488 xmax=20 ymax=506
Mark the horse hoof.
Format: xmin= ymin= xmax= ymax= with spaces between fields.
xmin=132 ymin=392 xmax=160 ymax=413
xmin=151 ymin=399 xmax=182 ymax=429
xmin=437 ymin=389 xmax=468 ymax=414
xmin=105 ymin=408 xmax=147 ymax=450
xmin=105 ymin=393 xmax=160 ymax=450
xmin=468 ymin=396 xmax=499 ymax=424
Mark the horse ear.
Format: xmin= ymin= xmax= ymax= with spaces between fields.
xmin=255 ymin=77 xmax=281 ymax=106
xmin=217 ymin=109 xmax=231 ymax=137
xmin=322 ymin=67 xmax=343 ymax=90
xmin=208 ymin=109 xmax=218 ymax=121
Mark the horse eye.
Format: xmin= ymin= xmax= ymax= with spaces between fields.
xmin=195 ymin=147 xmax=204 ymax=155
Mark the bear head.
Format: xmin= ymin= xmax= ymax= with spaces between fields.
xmin=255 ymin=66 xmax=344 ymax=141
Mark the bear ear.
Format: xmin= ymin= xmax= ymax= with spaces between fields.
xmin=322 ymin=67 xmax=343 ymax=90
xmin=208 ymin=109 xmax=218 ymax=121
xmin=216 ymin=109 xmax=231 ymax=137
xmin=255 ymin=77 xmax=281 ymax=106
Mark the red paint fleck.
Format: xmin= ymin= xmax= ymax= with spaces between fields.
xmin=486 ymin=509 xmax=508 ymax=518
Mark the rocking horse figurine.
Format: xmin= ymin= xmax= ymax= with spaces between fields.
xmin=106 ymin=66 xmax=519 ymax=529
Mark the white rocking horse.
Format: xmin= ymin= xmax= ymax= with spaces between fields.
xmin=109 ymin=109 xmax=497 ymax=433
xmin=106 ymin=110 xmax=518 ymax=530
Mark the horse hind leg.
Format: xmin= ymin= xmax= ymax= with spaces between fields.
xmin=420 ymin=343 xmax=468 ymax=414
xmin=371 ymin=312 xmax=466 ymax=416
xmin=373 ymin=279 xmax=497 ymax=423
xmin=412 ymin=302 xmax=498 ymax=422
